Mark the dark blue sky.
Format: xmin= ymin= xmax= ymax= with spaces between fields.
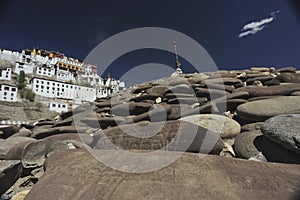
xmin=0 ymin=0 xmax=299 ymax=80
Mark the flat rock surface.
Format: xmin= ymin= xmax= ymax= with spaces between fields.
xmin=95 ymin=120 xmax=224 ymax=154
xmin=236 ymin=96 xmax=300 ymax=123
xmin=261 ymin=114 xmax=300 ymax=154
xmin=24 ymin=150 xmax=300 ymax=200
xmin=180 ymin=114 xmax=241 ymax=139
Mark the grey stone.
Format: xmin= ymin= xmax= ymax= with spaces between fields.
xmin=180 ymin=114 xmax=241 ymax=139
xmin=261 ymin=114 xmax=300 ymax=154
xmin=236 ymin=96 xmax=300 ymax=123
xmin=6 ymin=140 xmax=69 ymax=169
xmin=24 ymin=149 xmax=300 ymax=200
xmin=0 ymin=137 xmax=36 ymax=159
xmin=95 ymin=120 xmax=224 ymax=154
xmin=234 ymin=130 xmax=267 ymax=161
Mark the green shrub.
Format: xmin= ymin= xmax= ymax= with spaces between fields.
xmin=19 ymin=88 xmax=35 ymax=102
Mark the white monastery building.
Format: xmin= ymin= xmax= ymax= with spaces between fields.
xmin=0 ymin=81 xmax=18 ymax=102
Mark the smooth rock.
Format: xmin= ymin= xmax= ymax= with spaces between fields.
xmin=195 ymin=88 xmax=228 ymax=100
xmin=81 ymin=117 xmax=125 ymax=129
xmin=276 ymin=73 xmax=300 ymax=83
xmin=235 ymin=84 xmax=300 ymax=97
xmin=234 ymin=131 xmax=267 ymax=161
xmin=42 ymin=133 xmax=94 ymax=147
xmin=236 ymin=96 xmax=300 ymax=123
xmin=31 ymin=126 xmax=88 ymax=139
xmin=24 ymin=149 xmax=300 ymax=200
xmin=6 ymin=140 xmax=69 ymax=168
xmin=163 ymin=84 xmax=194 ymax=95
xmin=0 ymin=137 xmax=36 ymax=159
xmin=261 ymin=114 xmax=300 ymax=154
xmin=180 ymin=114 xmax=241 ymax=139
xmin=112 ymin=102 xmax=152 ymax=116
xmin=95 ymin=120 xmax=224 ymax=154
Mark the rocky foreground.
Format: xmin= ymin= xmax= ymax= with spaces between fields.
xmin=1 ymin=67 xmax=300 ymax=199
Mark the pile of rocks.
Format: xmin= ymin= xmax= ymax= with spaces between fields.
xmin=1 ymin=67 xmax=300 ymax=199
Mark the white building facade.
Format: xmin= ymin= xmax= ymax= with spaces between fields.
xmin=0 ymin=82 xmax=18 ymax=102
xmin=0 ymin=68 xmax=12 ymax=81
xmin=49 ymin=100 xmax=69 ymax=113
xmin=31 ymin=77 xmax=96 ymax=102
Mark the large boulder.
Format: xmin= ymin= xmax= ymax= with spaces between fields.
xmin=234 ymin=131 xmax=267 ymax=161
xmin=236 ymin=96 xmax=300 ymax=123
xmin=180 ymin=114 xmax=241 ymax=139
xmin=261 ymin=114 xmax=300 ymax=154
xmin=95 ymin=120 xmax=224 ymax=154
xmin=31 ymin=126 xmax=88 ymax=139
xmin=6 ymin=140 xmax=69 ymax=168
xmin=234 ymin=84 xmax=300 ymax=97
xmin=24 ymin=150 xmax=300 ymax=200
xmin=0 ymin=137 xmax=36 ymax=159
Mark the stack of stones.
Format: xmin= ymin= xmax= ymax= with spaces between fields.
xmin=1 ymin=67 xmax=300 ymax=200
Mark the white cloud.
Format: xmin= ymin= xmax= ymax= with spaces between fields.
xmin=239 ymin=10 xmax=280 ymax=38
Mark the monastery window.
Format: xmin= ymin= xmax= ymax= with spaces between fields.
xmin=4 ymin=92 xmax=7 ymax=95
xmin=47 ymin=87 xmax=50 ymax=90
xmin=66 ymin=85 xmax=68 ymax=88
xmin=36 ymin=80 xmax=39 ymax=83
xmin=11 ymin=98 xmax=13 ymax=101
xmin=62 ymin=105 xmax=66 ymax=108
xmin=41 ymin=81 xmax=44 ymax=84
xmin=53 ymin=83 xmax=55 ymax=86
xmin=11 ymin=88 xmax=16 ymax=92
xmin=52 ymin=87 xmax=55 ymax=90
xmin=58 ymin=104 xmax=61 ymax=108
xmin=41 ymin=90 xmax=43 ymax=93
xmin=3 ymin=97 xmax=6 ymax=100
xmin=41 ymin=86 xmax=44 ymax=89
xmin=52 ymin=104 xmax=56 ymax=107
xmin=11 ymin=93 xmax=13 ymax=96
xmin=4 ymin=87 xmax=9 ymax=91
xmin=47 ymin=82 xmax=50 ymax=85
